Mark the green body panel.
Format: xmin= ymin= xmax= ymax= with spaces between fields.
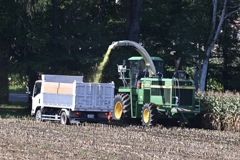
xmin=118 ymin=77 xmax=200 ymax=119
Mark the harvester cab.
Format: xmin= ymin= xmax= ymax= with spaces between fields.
xmin=118 ymin=56 xmax=164 ymax=88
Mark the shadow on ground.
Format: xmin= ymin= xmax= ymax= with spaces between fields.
xmin=0 ymin=102 xmax=31 ymax=118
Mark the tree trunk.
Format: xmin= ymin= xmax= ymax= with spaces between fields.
xmin=199 ymin=0 xmax=228 ymax=92
xmin=194 ymin=63 xmax=202 ymax=91
xmin=52 ymin=0 xmax=58 ymax=48
xmin=126 ymin=0 xmax=143 ymax=42
xmin=0 ymin=58 xmax=9 ymax=104
xmin=200 ymin=44 xmax=212 ymax=92
xmin=222 ymin=47 xmax=228 ymax=91
xmin=199 ymin=56 xmax=209 ymax=92
xmin=51 ymin=0 xmax=59 ymax=72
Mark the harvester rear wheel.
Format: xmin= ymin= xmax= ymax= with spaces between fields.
xmin=141 ymin=103 xmax=158 ymax=126
xmin=113 ymin=93 xmax=131 ymax=124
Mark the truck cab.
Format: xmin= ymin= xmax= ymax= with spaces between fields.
xmin=31 ymin=80 xmax=42 ymax=116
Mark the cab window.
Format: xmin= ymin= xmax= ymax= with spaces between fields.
xmin=33 ymin=82 xmax=42 ymax=97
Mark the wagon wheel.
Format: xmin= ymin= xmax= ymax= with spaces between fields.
xmin=60 ymin=111 xmax=70 ymax=125
xmin=141 ymin=103 xmax=158 ymax=126
xmin=35 ymin=109 xmax=42 ymax=122
xmin=113 ymin=93 xmax=131 ymax=124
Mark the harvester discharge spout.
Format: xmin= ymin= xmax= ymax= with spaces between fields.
xmin=108 ymin=40 xmax=157 ymax=77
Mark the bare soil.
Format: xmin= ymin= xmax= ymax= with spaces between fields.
xmin=0 ymin=118 xmax=239 ymax=160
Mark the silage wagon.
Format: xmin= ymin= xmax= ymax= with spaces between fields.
xmin=31 ymin=74 xmax=114 ymax=124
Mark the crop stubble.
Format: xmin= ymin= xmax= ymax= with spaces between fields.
xmin=0 ymin=118 xmax=239 ymax=160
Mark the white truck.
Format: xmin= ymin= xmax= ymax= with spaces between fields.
xmin=31 ymin=74 xmax=115 ymax=124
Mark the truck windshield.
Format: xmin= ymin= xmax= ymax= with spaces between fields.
xmin=33 ymin=82 xmax=42 ymax=97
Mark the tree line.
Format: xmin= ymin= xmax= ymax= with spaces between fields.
xmin=0 ymin=0 xmax=239 ymax=103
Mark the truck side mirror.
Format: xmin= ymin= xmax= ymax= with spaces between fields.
xmin=26 ymin=86 xmax=31 ymax=94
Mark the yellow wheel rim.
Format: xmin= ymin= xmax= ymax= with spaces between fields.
xmin=143 ymin=108 xmax=150 ymax=123
xmin=114 ymin=102 xmax=123 ymax=119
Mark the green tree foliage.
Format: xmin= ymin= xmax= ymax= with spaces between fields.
xmin=0 ymin=0 xmax=240 ymax=104
xmin=0 ymin=0 xmax=32 ymax=103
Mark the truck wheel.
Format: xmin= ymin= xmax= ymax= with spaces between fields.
xmin=141 ymin=103 xmax=158 ymax=126
xmin=113 ymin=93 xmax=131 ymax=123
xmin=35 ymin=109 xmax=42 ymax=122
xmin=60 ymin=111 xmax=70 ymax=125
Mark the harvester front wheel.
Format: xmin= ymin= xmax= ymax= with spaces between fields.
xmin=141 ymin=103 xmax=158 ymax=126
xmin=113 ymin=94 xmax=131 ymax=123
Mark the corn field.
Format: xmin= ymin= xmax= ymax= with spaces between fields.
xmin=197 ymin=91 xmax=240 ymax=131
xmin=0 ymin=118 xmax=240 ymax=160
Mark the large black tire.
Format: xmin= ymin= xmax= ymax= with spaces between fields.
xmin=189 ymin=113 xmax=203 ymax=129
xmin=35 ymin=109 xmax=42 ymax=122
xmin=113 ymin=93 xmax=131 ymax=124
xmin=141 ymin=103 xmax=158 ymax=126
xmin=60 ymin=111 xmax=70 ymax=125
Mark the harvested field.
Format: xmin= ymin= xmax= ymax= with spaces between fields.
xmin=0 ymin=118 xmax=240 ymax=160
